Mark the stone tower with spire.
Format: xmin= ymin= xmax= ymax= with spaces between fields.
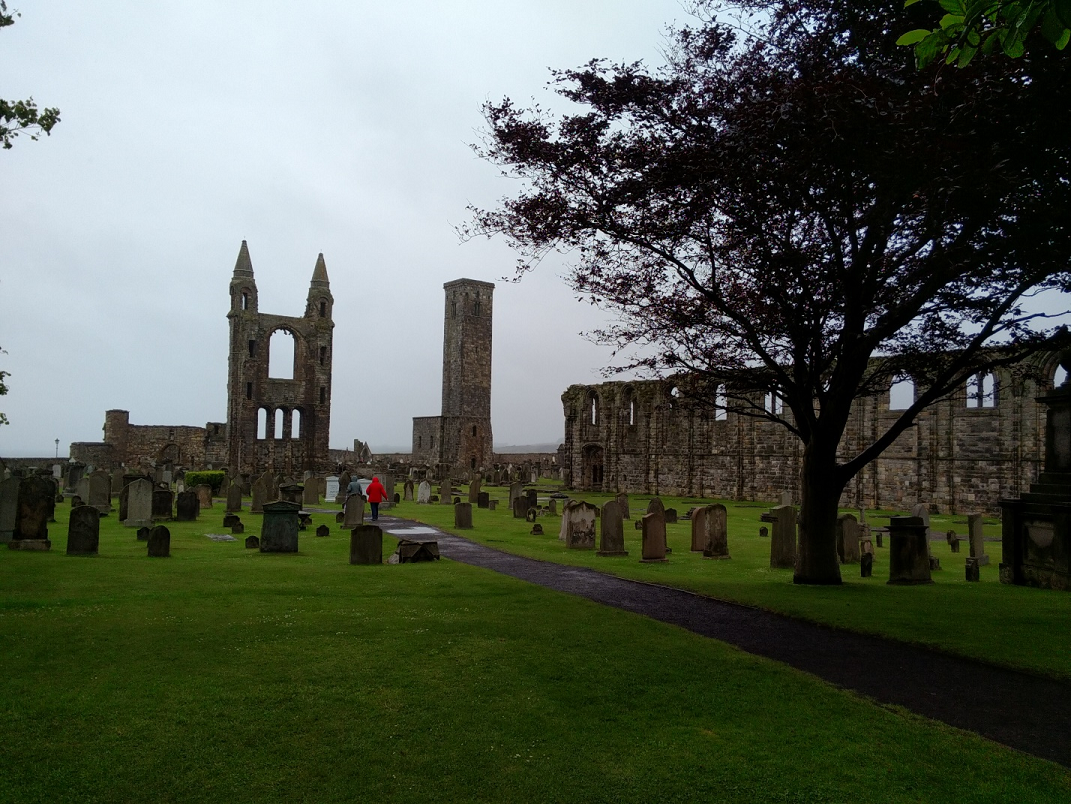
xmin=226 ymin=240 xmax=334 ymax=475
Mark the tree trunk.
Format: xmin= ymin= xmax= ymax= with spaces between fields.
xmin=793 ymin=439 xmax=846 ymax=585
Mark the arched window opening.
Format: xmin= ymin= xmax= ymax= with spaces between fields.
xmin=257 ymin=408 xmax=268 ymax=440
xmin=889 ymin=377 xmax=914 ymax=411
xmin=268 ymin=330 xmax=296 ymax=379
xmin=474 ymin=299 xmax=481 ymax=317
xmin=320 ymin=386 xmax=326 ymax=404
xmin=472 ymin=425 xmax=478 ymax=437
xmin=248 ymin=340 xmax=256 ymax=357
xmin=319 ymin=346 xmax=326 ymax=366
xmin=291 ymin=409 xmax=302 ymax=439
xmin=274 ymin=409 xmax=285 ymax=440
xmin=470 ymin=457 xmax=476 ymax=469
xmin=765 ymin=390 xmax=784 ymax=415
xmin=246 ymin=382 xmax=252 ymax=400
xmin=242 ymin=292 xmax=249 ymax=311
xmin=451 ymin=301 xmax=457 ymax=318
xmin=715 ymin=385 xmax=728 ymax=421
xmin=418 ymin=436 xmax=422 ymax=449
xmin=589 ymin=393 xmax=599 ymax=425
xmin=629 ymin=398 xmax=636 ymax=426
xmin=966 ymin=373 xmax=998 ymax=408
xmin=1054 ymin=365 xmax=1067 ymax=388
xmin=319 ymin=301 xmax=326 ymax=318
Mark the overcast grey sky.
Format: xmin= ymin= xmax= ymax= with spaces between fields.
xmin=0 ymin=1 xmax=692 ymax=457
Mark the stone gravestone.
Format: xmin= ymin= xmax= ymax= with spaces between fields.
xmin=175 ymin=490 xmax=199 ymax=522
xmin=280 ymin=483 xmax=304 ymax=505
xmin=316 ymin=524 xmax=330 ymax=538
xmin=231 ymin=520 xmax=245 ymax=535
xmin=403 ymin=480 xmax=414 ymax=501
xmin=508 ymin=482 xmax=523 ymax=509
xmin=260 ymin=501 xmax=300 ymax=553
xmin=965 ymin=556 xmax=981 ymax=582
xmin=477 ymin=491 xmax=489 ymax=509
xmin=861 ymin=553 xmax=874 ymax=578
xmin=226 ymin=481 xmax=243 ymax=513
xmin=647 ymin=497 xmax=665 ymax=518
xmin=454 ymin=502 xmax=473 ymax=529
xmin=565 ymin=501 xmax=598 ymax=549
xmin=335 ymin=471 xmax=351 ymax=504
xmin=88 ymin=470 xmax=112 ymax=514
xmin=250 ymin=476 xmax=268 ymax=514
xmin=700 ymin=504 xmax=730 ymax=559
xmin=66 ymin=462 xmax=86 ymax=492
xmin=302 ymin=479 xmax=320 ymax=507
xmin=525 ymin=507 xmax=537 ymax=523
xmin=488 ymin=500 xmax=498 ymax=511
xmin=349 ymin=524 xmax=383 ymax=565
xmin=195 ymin=484 xmax=214 ymax=510
xmin=967 ymin=513 xmax=990 ymax=566
xmin=597 ymin=500 xmax=628 ymax=557
xmin=468 ymin=478 xmax=481 ymax=504
xmin=531 ymin=524 xmax=544 ymax=535
xmin=548 ymin=497 xmax=557 ymax=516
xmin=147 ymin=525 xmax=171 ymax=558
xmin=245 ymin=535 xmax=260 ymax=549
xmin=437 ymin=482 xmax=450 ymax=505
xmin=137 ymin=526 xmax=151 ymax=542
xmin=223 ymin=513 xmax=240 ymax=528
xmin=836 ymin=513 xmax=860 ymax=564
xmin=512 ymin=495 xmax=531 ymax=520
xmin=124 ymin=479 xmax=153 ymax=528
xmin=769 ymin=505 xmax=796 ymax=570
xmin=780 ymin=491 xmax=793 ymax=507
xmin=690 ymin=506 xmax=711 ymax=552
xmin=0 ymin=475 xmax=19 ymax=543
xmin=75 ymin=476 xmax=90 ymax=506
xmin=910 ymin=502 xmax=933 ymax=556
xmin=110 ymin=470 xmax=124 ymax=496
xmin=640 ymin=511 xmax=668 ymax=563
xmin=10 ymin=475 xmax=53 ymax=549
xmin=66 ymin=505 xmax=100 ymax=556
xmin=887 ymin=516 xmax=934 ymax=585
xmin=152 ymin=488 xmax=174 ymax=521
xmin=417 ymin=480 xmax=432 ymax=504
xmin=612 ymin=492 xmax=628 ymax=521
xmin=525 ymin=489 xmax=537 ymax=508
xmin=664 ymin=508 xmax=678 ymax=524
xmin=343 ymin=493 xmax=366 ymax=528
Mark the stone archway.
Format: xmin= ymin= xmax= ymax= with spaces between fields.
xmin=582 ymin=444 xmax=604 ymax=490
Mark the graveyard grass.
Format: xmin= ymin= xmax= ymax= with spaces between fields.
xmin=399 ymin=487 xmax=1071 ymax=683
xmin=1 ymin=503 xmax=1068 ymax=803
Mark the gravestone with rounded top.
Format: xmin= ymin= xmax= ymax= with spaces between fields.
xmin=417 ymin=480 xmax=432 ymax=504
xmin=640 ymin=512 xmax=668 ymax=562
xmin=0 ymin=475 xmax=19 ymax=543
xmin=124 ymin=478 xmax=153 ymax=528
xmin=67 ymin=505 xmax=100 ymax=556
xmin=302 ymin=480 xmax=320 ymax=507
xmin=11 ymin=475 xmax=53 ymax=549
xmin=226 ymin=481 xmax=243 ymax=513
xmin=175 ymin=490 xmax=199 ymax=522
xmin=403 ymin=479 xmax=414 ymax=501
xmin=147 ymin=525 xmax=171 ymax=558
xmin=837 ymin=513 xmax=860 ymax=564
xmin=887 ymin=516 xmax=934 ymax=585
xmin=455 ymin=502 xmax=473 ymax=529
xmin=250 ymin=476 xmax=268 ymax=513
xmin=152 ymin=488 xmax=174 ymax=521
xmin=88 ymin=470 xmax=112 ymax=514
xmin=565 ymin=501 xmax=598 ymax=549
xmin=967 ymin=513 xmax=990 ymax=566
xmin=699 ymin=504 xmax=730 ymax=559
xmin=343 ymin=493 xmax=366 ymax=528
xmin=770 ymin=505 xmax=796 ymax=569
xmin=468 ymin=477 xmax=481 ymax=503
xmin=597 ymin=500 xmax=628 ymax=557
xmin=195 ymin=484 xmax=214 ymax=509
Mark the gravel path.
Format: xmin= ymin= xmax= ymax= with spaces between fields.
xmin=377 ymin=514 xmax=1071 ymax=768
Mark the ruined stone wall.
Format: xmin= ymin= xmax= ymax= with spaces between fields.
xmin=561 ymin=359 xmax=1057 ymax=514
xmin=411 ymin=416 xmax=441 ymax=464
xmin=71 ymin=413 xmax=228 ymax=470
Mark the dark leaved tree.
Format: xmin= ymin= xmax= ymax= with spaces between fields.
xmin=1 ymin=1 xmax=60 ymax=149
xmin=468 ymin=0 xmax=1071 ymax=584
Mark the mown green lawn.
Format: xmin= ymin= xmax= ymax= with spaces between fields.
xmin=0 ymin=501 xmax=1067 ymax=802
xmin=396 ymin=485 xmax=1071 ymax=682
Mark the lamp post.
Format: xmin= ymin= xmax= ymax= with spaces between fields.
xmin=54 ymin=439 xmax=59 ymax=459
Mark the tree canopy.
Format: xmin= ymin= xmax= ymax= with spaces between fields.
xmin=1 ymin=1 xmax=60 ymax=149
xmin=469 ymin=0 xmax=1071 ymax=583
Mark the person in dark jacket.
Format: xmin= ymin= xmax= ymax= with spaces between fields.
xmin=365 ymin=476 xmax=388 ymax=521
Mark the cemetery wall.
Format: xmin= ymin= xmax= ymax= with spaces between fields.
xmin=69 ymin=411 xmax=228 ymax=470
xmin=1 ymin=457 xmax=60 ymax=473
xmin=560 ymin=356 xmax=1061 ymax=514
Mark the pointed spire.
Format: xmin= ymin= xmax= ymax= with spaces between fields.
xmin=233 ymin=240 xmax=254 ymax=278
xmin=310 ymin=252 xmax=329 ymax=287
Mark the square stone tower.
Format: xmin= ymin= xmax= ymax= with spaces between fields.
xmin=226 ymin=241 xmax=334 ymax=475
xmin=412 ymin=278 xmax=494 ymax=475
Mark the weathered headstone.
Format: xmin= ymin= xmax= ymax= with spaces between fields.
xmin=548 ymin=497 xmax=557 ymax=516
xmin=640 ymin=511 xmax=668 ymax=562
xmin=0 ymin=475 xmax=19 ymax=543
xmin=947 ymin=529 xmax=961 ymax=553
xmin=887 ymin=516 xmax=934 ymax=585
xmin=124 ymin=478 xmax=153 ymax=528
xmin=316 ymin=524 xmax=330 ymax=538
xmin=664 ymin=508 xmax=678 ymax=524
xmin=769 ymin=505 xmax=796 ymax=570
xmin=780 ymin=491 xmax=792 ymax=507
xmin=403 ymin=479 xmax=414 ymax=501
xmin=110 ymin=470 xmax=124 ymax=495
xmin=646 ymin=497 xmax=665 ymax=518
xmin=531 ymin=524 xmax=544 ymax=535
xmin=343 ymin=493 xmax=366 ymax=528
xmin=454 ymin=502 xmax=473 ymax=529
xmin=223 ymin=513 xmax=240 ymax=528
xmin=965 ymin=556 xmax=980 ymax=582
xmin=66 ymin=505 xmax=100 ymax=556
xmin=226 ymin=481 xmax=243 ymax=513
xmin=250 ymin=476 xmax=268 ymax=513
xmin=231 ymin=521 xmax=245 ymax=534
xmin=195 ymin=484 xmax=214 ymax=509
xmin=152 ymin=488 xmax=174 ymax=521
xmin=9 ymin=475 xmax=52 ymax=549
xmin=75 ymin=476 xmax=90 ymax=506
xmin=87 ymin=470 xmax=112 ymax=514
xmin=613 ymin=492 xmax=629 ymax=520
xmin=690 ymin=506 xmax=710 ymax=552
xmin=349 ymin=524 xmax=383 ymax=565
xmin=175 ymin=490 xmax=199 ymax=522
xmin=967 ymin=513 xmax=990 ymax=566
xmin=468 ymin=478 xmax=481 ymax=504
xmin=836 ymin=513 xmax=860 ymax=564
xmin=147 ymin=525 xmax=171 ymax=558
xmin=565 ymin=501 xmax=598 ymax=549
xmin=417 ymin=480 xmax=432 ymax=504
xmin=861 ymin=552 xmax=874 ymax=578
xmin=335 ymin=471 xmax=351 ymax=504
xmin=700 ymin=504 xmax=730 ymax=559
xmin=302 ymin=480 xmax=320 ymax=507
xmin=260 ymin=500 xmax=300 ymax=553
xmin=597 ymin=500 xmax=628 ymax=557
xmin=439 ymin=482 xmax=451 ymax=505
xmin=280 ymin=483 xmax=304 ymax=505
xmin=137 ymin=526 xmax=151 ymax=541
xmin=477 ymin=491 xmax=489 ymax=509
xmin=508 ymin=482 xmax=523 ymax=509
xmin=513 ymin=495 xmax=531 ymax=520
xmin=245 ymin=535 xmax=260 ymax=549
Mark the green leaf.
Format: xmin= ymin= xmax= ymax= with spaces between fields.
xmin=1057 ymin=28 xmax=1071 ymax=49
xmin=897 ymin=28 xmax=934 ymax=45
xmin=940 ymin=13 xmax=965 ymax=29
xmin=904 ymin=0 xmax=922 ymax=6
xmin=939 ymin=0 xmax=967 ymax=13
xmin=1000 ymin=29 xmax=1027 ymax=57
xmin=956 ymin=43 xmax=979 ymax=65
xmin=915 ymin=32 xmax=944 ymax=66
xmin=980 ymin=30 xmax=1000 ymax=53
xmin=1055 ymin=0 xmax=1071 ymax=29
xmin=1040 ymin=7 xmax=1069 ymax=42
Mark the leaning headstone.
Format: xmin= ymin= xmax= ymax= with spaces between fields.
xmin=417 ymin=480 xmax=432 ymax=504
xmin=701 ymin=504 xmax=730 ymax=559
xmin=251 ymin=476 xmax=268 ymax=514
xmin=226 ymin=481 xmax=243 ymax=513
xmin=349 ymin=524 xmax=383 ymax=565
xmin=403 ymin=479 xmax=415 ymax=501
xmin=316 ymin=524 xmax=330 ymax=538
xmin=887 ymin=516 xmax=934 ymax=585
xmin=477 ymin=491 xmax=489 ymax=509
xmin=454 ymin=502 xmax=473 ymax=529
xmin=147 ymin=525 xmax=171 ymax=558
xmin=769 ymin=505 xmax=796 ymax=569
xmin=615 ymin=492 xmax=629 ymax=520
xmin=468 ymin=478 xmax=481 ymax=504
xmin=137 ymin=526 xmax=151 ymax=542
xmin=152 ymin=488 xmax=174 ymax=521
xmin=836 ymin=513 xmax=860 ymax=564
xmin=597 ymin=500 xmax=628 ymax=557
xmin=640 ymin=512 xmax=668 ymax=562
xmin=124 ymin=478 xmax=153 ymax=528
xmin=947 ymin=529 xmax=961 ymax=553
xmin=565 ymin=501 xmax=598 ymax=549
xmin=260 ymin=500 xmax=300 ymax=553
xmin=245 ymin=535 xmax=260 ymax=549
xmin=967 ymin=513 xmax=990 ymax=566
xmin=195 ymin=484 xmax=214 ymax=509
xmin=0 ymin=475 xmax=19 ymax=543
xmin=335 ymin=511 xmax=345 ymax=524
xmin=343 ymin=493 xmax=366 ymax=528
xmin=66 ymin=505 xmax=100 ymax=556
xmin=175 ymin=490 xmax=199 ymax=522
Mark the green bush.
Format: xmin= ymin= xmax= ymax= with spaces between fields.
xmin=184 ymin=470 xmax=226 ymax=494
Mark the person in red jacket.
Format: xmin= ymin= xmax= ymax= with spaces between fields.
xmin=365 ymin=476 xmax=389 ymax=522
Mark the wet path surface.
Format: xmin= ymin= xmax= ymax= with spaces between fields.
xmin=374 ymin=515 xmax=1071 ymax=768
